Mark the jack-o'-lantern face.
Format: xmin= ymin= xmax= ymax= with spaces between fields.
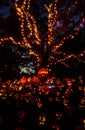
xmin=38 ymin=68 xmax=49 ymax=79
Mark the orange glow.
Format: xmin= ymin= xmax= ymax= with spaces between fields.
xmin=32 ymin=76 xmax=40 ymax=84
xmin=27 ymin=77 xmax=31 ymax=83
xmin=6 ymin=80 xmax=11 ymax=85
xmin=39 ymin=85 xmax=49 ymax=95
xmin=38 ymin=68 xmax=49 ymax=79
xmin=20 ymin=77 xmax=27 ymax=84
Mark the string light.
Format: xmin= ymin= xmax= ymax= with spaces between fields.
xmin=0 ymin=2 xmax=84 ymax=126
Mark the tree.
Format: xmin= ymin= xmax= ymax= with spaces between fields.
xmin=0 ymin=0 xmax=85 ymax=130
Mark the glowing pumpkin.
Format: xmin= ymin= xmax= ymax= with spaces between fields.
xmin=31 ymin=76 xmax=40 ymax=84
xmin=38 ymin=68 xmax=49 ymax=79
xmin=20 ymin=77 xmax=27 ymax=84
